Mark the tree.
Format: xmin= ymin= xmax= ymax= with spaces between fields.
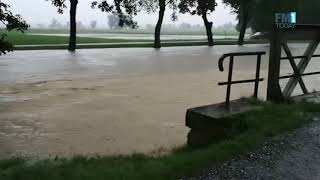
xmin=107 ymin=14 xmax=120 ymax=29
xmin=49 ymin=18 xmax=63 ymax=29
xmin=93 ymin=0 xmax=178 ymax=49
xmin=222 ymin=0 xmax=255 ymax=45
xmin=77 ymin=21 xmax=85 ymax=29
xmin=145 ymin=24 xmax=154 ymax=30
xmin=90 ymin=20 xmax=97 ymax=29
xmin=92 ymin=0 xmax=139 ymax=29
xmin=154 ymin=0 xmax=168 ymax=48
xmin=180 ymin=22 xmax=192 ymax=29
xmin=150 ymin=0 xmax=178 ymax=48
xmin=178 ymin=0 xmax=217 ymax=46
xmin=237 ymin=1 xmax=252 ymax=45
xmin=0 ymin=2 xmax=29 ymax=55
xmin=37 ymin=23 xmax=46 ymax=29
xmin=48 ymin=0 xmax=78 ymax=52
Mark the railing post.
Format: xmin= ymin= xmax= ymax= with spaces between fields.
xmin=219 ymin=52 xmax=265 ymax=108
xmin=225 ymin=56 xmax=234 ymax=108
xmin=267 ymin=25 xmax=284 ymax=101
xmin=254 ymin=54 xmax=262 ymax=98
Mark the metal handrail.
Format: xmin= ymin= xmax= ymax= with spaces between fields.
xmin=218 ymin=52 xmax=266 ymax=71
xmin=218 ymin=51 xmax=266 ymax=108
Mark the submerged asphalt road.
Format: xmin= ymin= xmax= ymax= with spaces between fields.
xmin=1 ymin=44 xmax=319 ymax=83
xmin=0 ymin=45 xmax=272 ymax=82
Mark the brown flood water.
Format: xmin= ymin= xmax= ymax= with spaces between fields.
xmin=0 ymin=45 xmax=319 ymax=158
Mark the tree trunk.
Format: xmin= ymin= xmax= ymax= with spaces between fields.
xmin=238 ymin=3 xmax=249 ymax=46
xmin=202 ymin=14 xmax=214 ymax=46
xmin=68 ymin=0 xmax=78 ymax=52
xmin=154 ymin=0 xmax=165 ymax=49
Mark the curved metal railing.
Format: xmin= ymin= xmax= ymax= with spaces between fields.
xmin=218 ymin=51 xmax=266 ymax=108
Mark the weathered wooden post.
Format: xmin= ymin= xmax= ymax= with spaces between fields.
xmin=267 ymin=25 xmax=284 ymax=101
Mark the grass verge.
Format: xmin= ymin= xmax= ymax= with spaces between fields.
xmin=3 ymin=31 xmax=151 ymax=45
xmin=2 ymin=31 xmax=267 ymax=50
xmin=13 ymin=40 xmax=268 ymax=51
xmin=0 ymin=101 xmax=318 ymax=180
xmin=25 ymin=28 xmax=240 ymax=36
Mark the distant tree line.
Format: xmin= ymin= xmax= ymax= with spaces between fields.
xmin=43 ymin=18 xmax=98 ymax=29
xmin=1 ymin=0 xmax=319 ymax=54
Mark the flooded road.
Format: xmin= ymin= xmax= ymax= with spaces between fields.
xmin=0 ymin=45 xmax=319 ymax=158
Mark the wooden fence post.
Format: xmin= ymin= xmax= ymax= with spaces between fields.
xmin=267 ymin=25 xmax=283 ymax=101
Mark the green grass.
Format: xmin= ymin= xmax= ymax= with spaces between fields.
xmin=0 ymin=101 xmax=319 ymax=180
xmin=26 ymin=28 xmax=240 ymax=36
xmin=13 ymin=40 xmax=267 ymax=51
xmin=2 ymin=31 xmax=152 ymax=45
xmin=1 ymin=30 xmax=266 ymax=50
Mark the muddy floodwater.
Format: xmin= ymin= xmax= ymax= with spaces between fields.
xmin=0 ymin=45 xmax=319 ymax=158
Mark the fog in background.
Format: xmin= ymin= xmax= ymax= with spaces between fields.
xmin=5 ymin=0 xmax=237 ymax=29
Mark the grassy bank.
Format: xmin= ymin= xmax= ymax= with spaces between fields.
xmin=1 ymin=31 xmax=265 ymax=50
xmin=3 ymin=31 xmax=151 ymax=45
xmin=26 ymin=28 xmax=240 ymax=36
xmin=0 ymin=101 xmax=319 ymax=180
xmin=13 ymin=40 xmax=268 ymax=51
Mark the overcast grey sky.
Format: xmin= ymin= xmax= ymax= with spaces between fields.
xmin=5 ymin=0 xmax=237 ymax=28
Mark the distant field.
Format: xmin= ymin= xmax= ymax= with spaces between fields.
xmin=2 ymin=31 xmax=214 ymax=46
xmin=3 ymin=31 xmax=153 ymax=45
xmin=27 ymin=28 xmax=240 ymax=36
xmin=0 ymin=30 xmax=252 ymax=49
